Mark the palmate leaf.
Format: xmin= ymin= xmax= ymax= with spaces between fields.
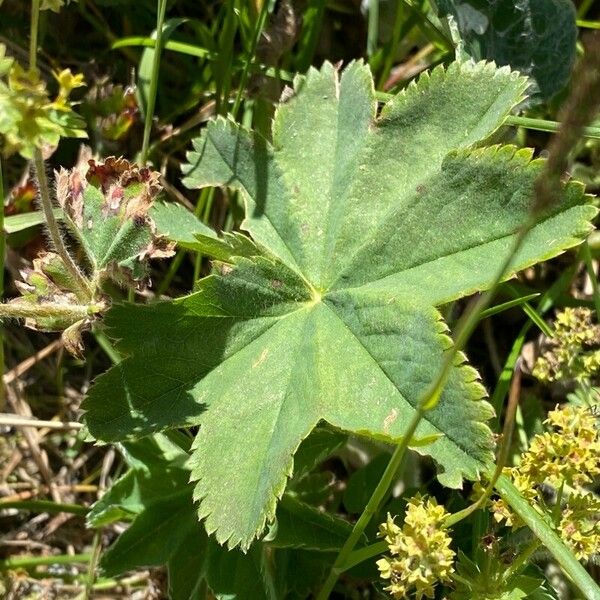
xmin=83 ymin=60 xmax=596 ymax=550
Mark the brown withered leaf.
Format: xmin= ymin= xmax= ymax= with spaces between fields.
xmin=55 ymin=156 xmax=174 ymax=284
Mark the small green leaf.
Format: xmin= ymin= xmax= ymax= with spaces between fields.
xmin=3 ymin=208 xmax=63 ymax=234
xmin=150 ymin=200 xmax=216 ymax=247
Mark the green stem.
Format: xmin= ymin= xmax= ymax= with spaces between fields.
xmin=113 ymin=37 xmax=296 ymax=83
xmin=140 ymin=0 xmax=168 ymax=165
xmin=193 ymin=188 xmax=214 ymax=284
xmin=505 ymin=283 xmax=553 ymax=337
xmin=296 ymin=0 xmax=327 ymax=71
xmin=316 ymin=406 xmax=425 ymax=600
xmin=0 ymin=499 xmax=87 ymax=516
xmin=83 ymin=531 xmax=103 ymax=600
xmin=490 ymin=262 xmax=577 ymax=421
xmin=0 ymin=301 xmax=101 ymax=321
xmin=231 ymin=0 xmax=273 ymax=119
xmin=157 ymin=249 xmax=186 ymax=296
xmin=505 ymin=115 xmax=600 ymax=140
xmin=30 ymin=0 xmax=40 ymax=71
xmin=495 ymin=475 xmax=600 ymax=600
xmin=0 ymin=553 xmax=91 ymax=570
xmin=582 ymin=241 xmax=600 ymax=320
xmin=93 ymin=329 xmax=122 ymax=365
xmin=478 ymin=293 xmax=540 ymax=320
xmin=33 ymin=149 xmax=93 ymax=299
xmin=577 ymin=18 xmax=600 ymax=29
xmin=503 ymin=538 xmax=542 ymax=582
xmin=343 ymin=540 xmax=388 ymax=572
xmin=578 ymin=0 xmax=595 ymax=18
xmin=378 ymin=1 xmax=406 ymax=88
xmin=422 ymin=219 xmax=535 ymax=412
xmin=318 ymin=216 xmax=538 ymax=598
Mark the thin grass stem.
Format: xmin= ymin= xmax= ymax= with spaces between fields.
xmin=0 ymin=499 xmax=87 ymax=516
xmin=83 ymin=531 xmax=103 ymax=600
xmin=140 ymin=0 xmax=168 ymax=165
xmin=367 ymin=0 xmax=379 ymax=58
xmin=231 ymin=0 xmax=273 ymax=119
xmin=0 ymin=553 xmax=91 ymax=570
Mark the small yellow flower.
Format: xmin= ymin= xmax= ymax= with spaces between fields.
xmin=519 ymin=404 xmax=600 ymax=488
xmin=559 ymin=491 xmax=600 ymax=560
xmin=533 ymin=308 xmax=600 ymax=383
xmin=482 ymin=404 xmax=600 ymax=559
xmin=52 ymin=69 xmax=86 ymax=109
xmin=377 ymin=495 xmax=455 ymax=599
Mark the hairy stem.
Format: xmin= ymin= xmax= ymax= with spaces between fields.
xmin=0 ymin=301 xmax=101 ymax=322
xmin=33 ymin=149 xmax=93 ymax=299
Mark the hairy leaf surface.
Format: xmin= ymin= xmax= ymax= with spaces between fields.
xmin=83 ymin=60 xmax=596 ymax=550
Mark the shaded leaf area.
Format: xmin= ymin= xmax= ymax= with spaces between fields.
xmin=89 ymin=433 xmax=347 ymax=599
xmin=436 ymin=0 xmax=577 ymax=99
xmin=84 ymin=61 xmax=596 ymax=550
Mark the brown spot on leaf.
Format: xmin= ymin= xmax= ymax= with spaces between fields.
xmin=383 ymin=408 xmax=398 ymax=433
xmin=252 ymin=349 xmax=269 ymax=369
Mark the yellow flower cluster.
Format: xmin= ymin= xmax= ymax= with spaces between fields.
xmin=376 ymin=495 xmax=455 ymax=599
xmin=489 ymin=404 xmax=600 ymax=560
xmin=533 ymin=308 xmax=600 ymax=383
xmin=0 ymin=45 xmax=86 ymax=158
xmin=559 ymin=491 xmax=600 ymax=560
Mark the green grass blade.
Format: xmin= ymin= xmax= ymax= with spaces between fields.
xmin=495 ymin=475 xmax=600 ymax=600
xmin=140 ymin=0 xmax=168 ymax=165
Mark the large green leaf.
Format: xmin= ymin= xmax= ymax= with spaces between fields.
xmin=83 ymin=60 xmax=596 ymax=550
xmin=436 ymin=0 xmax=577 ymax=99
